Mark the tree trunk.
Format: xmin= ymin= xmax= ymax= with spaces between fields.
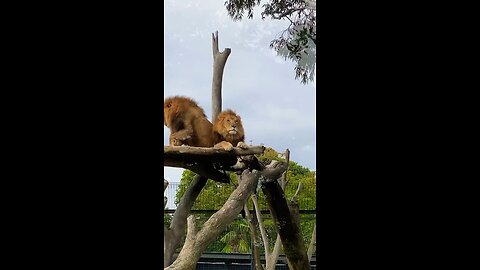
xmin=163 ymin=175 xmax=208 ymax=268
xmin=211 ymin=30 xmax=231 ymax=121
xmin=261 ymin=177 xmax=311 ymax=270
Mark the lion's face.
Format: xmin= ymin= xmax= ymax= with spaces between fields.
xmin=217 ymin=113 xmax=244 ymax=138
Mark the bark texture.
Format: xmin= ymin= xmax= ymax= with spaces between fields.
xmin=261 ymin=162 xmax=311 ymax=270
xmin=163 ymin=175 xmax=208 ymax=268
xmin=211 ymin=30 xmax=231 ymax=121
xmin=165 ymin=169 xmax=260 ymax=270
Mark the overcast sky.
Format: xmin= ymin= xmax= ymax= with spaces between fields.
xmin=164 ymin=0 xmax=316 ymax=183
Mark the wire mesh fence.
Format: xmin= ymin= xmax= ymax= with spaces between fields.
xmin=165 ymin=181 xmax=316 ymax=211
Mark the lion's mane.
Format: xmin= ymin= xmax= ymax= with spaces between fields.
xmin=212 ymin=109 xmax=245 ymax=150
xmin=164 ymin=96 xmax=214 ymax=147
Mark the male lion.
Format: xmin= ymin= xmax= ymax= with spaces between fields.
xmin=213 ymin=109 xmax=248 ymax=151
xmin=164 ymin=96 xmax=214 ymax=147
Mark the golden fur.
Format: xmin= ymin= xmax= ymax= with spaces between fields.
xmin=213 ymin=109 xmax=247 ymax=151
xmin=164 ymin=96 xmax=214 ymax=147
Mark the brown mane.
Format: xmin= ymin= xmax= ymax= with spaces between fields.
xmin=212 ymin=109 xmax=245 ymax=150
xmin=164 ymin=96 xmax=214 ymax=147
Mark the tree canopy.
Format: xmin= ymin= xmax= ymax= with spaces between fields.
xmin=224 ymin=0 xmax=316 ymax=84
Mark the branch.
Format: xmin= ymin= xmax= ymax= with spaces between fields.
xmin=163 ymin=175 xmax=208 ymax=268
xmin=269 ymin=8 xmax=304 ymax=20
xmin=164 ymin=145 xmax=266 ymax=182
xmin=165 ymin=169 xmax=261 ymax=270
xmin=291 ymin=182 xmax=303 ymax=202
xmin=252 ymin=194 xmax=270 ymax=259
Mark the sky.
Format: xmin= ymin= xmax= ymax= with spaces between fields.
xmin=164 ymin=0 xmax=316 ymax=184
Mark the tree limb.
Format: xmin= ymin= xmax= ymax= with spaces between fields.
xmin=164 ymin=146 xmax=266 ymax=183
xmin=165 ymin=169 xmax=261 ymax=270
xmin=163 ymin=175 xmax=208 ymax=268
xmin=252 ymin=194 xmax=270 ymax=260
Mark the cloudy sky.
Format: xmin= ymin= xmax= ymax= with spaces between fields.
xmin=164 ymin=0 xmax=316 ymax=183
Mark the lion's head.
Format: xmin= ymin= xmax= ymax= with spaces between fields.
xmin=213 ymin=109 xmax=245 ymax=145
xmin=164 ymin=96 xmax=204 ymax=128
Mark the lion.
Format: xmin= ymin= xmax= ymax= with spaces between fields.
xmin=164 ymin=96 xmax=214 ymax=147
xmin=212 ymin=109 xmax=248 ymax=151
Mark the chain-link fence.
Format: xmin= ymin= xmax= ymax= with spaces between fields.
xmin=165 ymin=181 xmax=316 ymax=211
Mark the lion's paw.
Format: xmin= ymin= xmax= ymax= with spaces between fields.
xmin=236 ymin=141 xmax=249 ymax=149
xmin=214 ymin=141 xmax=234 ymax=151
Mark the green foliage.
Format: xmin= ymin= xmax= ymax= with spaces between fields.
xmin=164 ymin=213 xmax=173 ymax=228
xmin=219 ymin=221 xmax=251 ymax=253
xmin=175 ymin=170 xmax=238 ymax=209
xmin=224 ymin=0 xmax=316 ymax=84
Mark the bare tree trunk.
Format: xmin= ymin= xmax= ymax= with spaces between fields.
xmin=261 ymin=173 xmax=311 ymax=270
xmin=163 ymin=175 xmax=208 ymax=268
xmin=266 ymin=149 xmax=290 ymax=270
xmin=211 ymin=30 xmax=231 ymax=121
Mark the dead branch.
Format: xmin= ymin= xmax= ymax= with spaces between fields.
xmin=211 ymin=30 xmax=231 ymax=121
xmin=291 ymin=182 xmax=303 ymax=201
xmin=164 ymin=175 xmax=208 ymax=268
xmin=252 ymin=194 xmax=270 ymax=259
